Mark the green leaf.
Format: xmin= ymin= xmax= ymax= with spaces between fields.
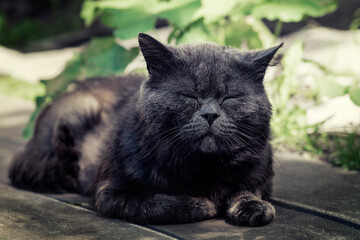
xmin=45 ymin=37 xmax=139 ymax=96
xmin=224 ymin=18 xmax=263 ymax=49
xmin=314 ymin=76 xmax=347 ymax=98
xmin=349 ymin=83 xmax=360 ymax=106
xmin=0 ymin=75 xmax=45 ymax=101
xmin=100 ymin=8 xmax=156 ymax=39
xmin=0 ymin=14 xmax=5 ymax=31
xmin=114 ymin=16 xmax=156 ymax=39
xmin=80 ymin=1 xmax=98 ymax=26
xmin=82 ymin=0 xmax=201 ymax=39
xmin=23 ymin=36 xmax=139 ymax=139
xmin=159 ymin=0 xmax=201 ymax=27
xmin=80 ymin=0 xmax=145 ymax=26
xmin=44 ymin=54 xmax=83 ymax=96
xmin=22 ymin=96 xmax=47 ymax=139
xmin=270 ymin=41 xmax=303 ymax=111
xmin=283 ymin=41 xmax=304 ymax=80
xmin=251 ymin=0 xmax=338 ymax=22
xmin=176 ymin=19 xmax=217 ymax=44
xmin=195 ymin=0 xmax=239 ymax=23
xmin=82 ymin=37 xmax=139 ymax=76
xmin=350 ymin=8 xmax=360 ymax=31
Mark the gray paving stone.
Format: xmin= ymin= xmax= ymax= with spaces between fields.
xmin=0 ymin=184 xmax=175 ymax=240
xmin=273 ymin=153 xmax=360 ymax=223
xmin=154 ymin=205 xmax=360 ymax=240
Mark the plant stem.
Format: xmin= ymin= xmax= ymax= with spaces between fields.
xmin=274 ymin=20 xmax=283 ymax=38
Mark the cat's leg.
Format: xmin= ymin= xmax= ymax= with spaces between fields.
xmin=94 ymin=181 xmax=219 ymax=224
xmin=226 ymin=191 xmax=275 ymax=226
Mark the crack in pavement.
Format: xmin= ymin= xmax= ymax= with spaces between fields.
xmin=271 ymin=197 xmax=360 ymax=230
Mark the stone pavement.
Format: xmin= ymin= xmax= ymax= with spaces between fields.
xmin=1 ymin=95 xmax=360 ymax=239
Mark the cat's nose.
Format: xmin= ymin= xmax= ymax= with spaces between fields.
xmin=200 ymin=101 xmax=220 ymax=126
xmin=201 ymin=112 xmax=219 ymax=126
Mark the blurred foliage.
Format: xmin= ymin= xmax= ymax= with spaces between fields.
xmin=44 ymin=37 xmax=139 ymax=97
xmin=268 ymin=40 xmax=360 ymax=170
xmin=80 ymin=0 xmax=337 ymax=48
xmin=330 ymin=130 xmax=360 ymax=170
xmin=0 ymin=0 xmax=84 ymax=48
xmin=4 ymin=0 xmax=358 ymax=169
xmin=23 ymin=37 xmax=139 ymax=138
xmin=0 ymin=75 xmax=45 ymax=100
xmin=350 ymin=7 xmax=360 ymax=31
xmin=269 ymin=41 xmax=310 ymax=150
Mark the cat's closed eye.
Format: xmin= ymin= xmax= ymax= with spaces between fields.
xmin=222 ymin=94 xmax=244 ymax=104
xmin=179 ymin=93 xmax=199 ymax=102
xmin=179 ymin=94 xmax=200 ymax=104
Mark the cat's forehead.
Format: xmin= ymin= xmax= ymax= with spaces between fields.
xmin=174 ymin=43 xmax=239 ymax=63
xmin=172 ymin=44 xmax=251 ymax=94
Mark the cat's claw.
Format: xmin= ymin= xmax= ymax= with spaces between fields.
xmin=227 ymin=200 xmax=275 ymax=227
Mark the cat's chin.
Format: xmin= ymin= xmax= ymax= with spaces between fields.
xmin=199 ymin=135 xmax=218 ymax=153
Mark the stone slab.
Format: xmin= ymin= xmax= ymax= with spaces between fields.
xmin=4 ymin=188 xmax=359 ymax=240
xmin=273 ymin=153 xmax=360 ymax=223
xmin=0 ymin=184 xmax=176 ymax=240
xmin=154 ymin=205 xmax=360 ymax=240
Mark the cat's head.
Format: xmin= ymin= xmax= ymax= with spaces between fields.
xmin=137 ymin=33 xmax=282 ymax=157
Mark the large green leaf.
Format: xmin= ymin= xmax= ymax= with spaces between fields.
xmin=195 ymin=0 xmax=239 ymax=23
xmin=81 ymin=0 xmax=201 ymax=40
xmin=176 ymin=19 xmax=217 ymax=44
xmin=283 ymin=41 xmax=304 ymax=80
xmin=224 ymin=18 xmax=263 ymax=49
xmin=100 ymin=7 xmax=157 ymax=39
xmin=314 ymin=76 xmax=347 ymax=98
xmin=270 ymin=41 xmax=304 ymax=109
xmin=114 ymin=16 xmax=156 ymax=40
xmin=251 ymin=0 xmax=337 ymax=22
xmin=349 ymin=83 xmax=360 ymax=106
xmin=81 ymin=0 xmax=146 ymax=26
xmin=23 ymin=36 xmax=139 ymax=139
xmin=159 ymin=0 xmax=201 ymax=27
xmin=0 ymin=75 xmax=45 ymax=101
xmin=81 ymin=1 xmax=98 ymax=26
xmin=45 ymin=37 xmax=139 ymax=96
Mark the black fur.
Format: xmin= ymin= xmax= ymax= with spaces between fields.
xmin=9 ymin=33 xmax=282 ymax=226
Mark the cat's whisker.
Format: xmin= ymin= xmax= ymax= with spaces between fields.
xmin=168 ymin=134 xmax=188 ymax=165
xmin=236 ymin=130 xmax=267 ymax=145
xmin=223 ymin=138 xmax=236 ymax=160
xmin=140 ymin=126 xmax=183 ymax=159
xmin=230 ymin=135 xmax=258 ymax=156
xmin=236 ymin=125 xmax=267 ymax=138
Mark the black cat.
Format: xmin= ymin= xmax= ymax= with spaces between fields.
xmin=9 ymin=33 xmax=282 ymax=226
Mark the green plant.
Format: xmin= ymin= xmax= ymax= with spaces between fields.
xmin=23 ymin=37 xmax=139 ymax=138
xmin=329 ymin=130 xmax=360 ymax=170
xmin=0 ymin=0 xmax=84 ymax=48
xmin=0 ymin=75 xmax=45 ymax=101
xmin=350 ymin=7 xmax=360 ymax=31
xmin=269 ymin=41 xmax=360 ymax=171
xmin=268 ymin=41 xmax=327 ymax=153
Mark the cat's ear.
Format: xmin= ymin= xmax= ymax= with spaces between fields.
xmin=138 ymin=33 xmax=174 ymax=75
xmin=251 ymin=43 xmax=283 ymax=79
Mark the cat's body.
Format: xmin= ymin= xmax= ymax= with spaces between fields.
xmin=9 ymin=33 xmax=281 ymax=226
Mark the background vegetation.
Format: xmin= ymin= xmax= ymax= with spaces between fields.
xmin=1 ymin=0 xmax=359 ymax=170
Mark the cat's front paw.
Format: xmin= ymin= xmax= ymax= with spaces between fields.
xmin=227 ymin=199 xmax=275 ymax=227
